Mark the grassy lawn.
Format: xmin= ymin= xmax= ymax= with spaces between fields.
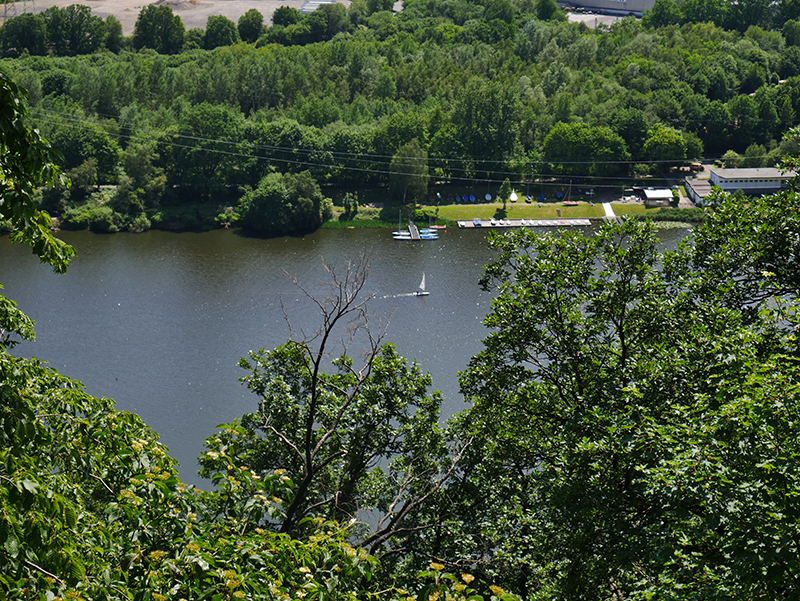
xmin=437 ymin=202 xmax=607 ymax=221
xmin=331 ymin=200 xmax=679 ymax=227
xmin=609 ymin=204 xmax=664 ymax=217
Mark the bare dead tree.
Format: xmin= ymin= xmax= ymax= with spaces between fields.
xmin=269 ymin=253 xmax=392 ymax=533
xmin=197 ymin=252 xmax=474 ymax=561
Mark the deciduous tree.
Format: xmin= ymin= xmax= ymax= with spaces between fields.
xmin=133 ymin=4 xmax=186 ymax=54
xmin=104 ymin=15 xmax=125 ymax=52
xmin=238 ymin=170 xmax=330 ymax=235
xmin=389 ymin=139 xmax=429 ymax=202
xmin=643 ymin=0 xmax=682 ymax=28
xmin=40 ymin=5 xmax=106 ymax=55
xmin=199 ymin=256 xmax=463 ymax=558
xmin=205 ymin=14 xmax=240 ymax=49
xmin=238 ymin=8 xmax=265 ymax=43
xmin=642 ymin=123 xmax=687 ymax=168
xmin=0 ymin=13 xmax=47 ymax=56
xmin=543 ymin=121 xmax=629 ymax=176
xmin=164 ymin=102 xmax=246 ymax=195
xmin=460 ymin=214 xmax=800 ymax=599
xmin=451 ymin=80 xmax=522 ymax=177
xmin=534 ymin=0 xmax=563 ymax=21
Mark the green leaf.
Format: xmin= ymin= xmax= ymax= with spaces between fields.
xmin=4 ymin=537 xmax=19 ymax=558
xmin=64 ymin=504 xmax=77 ymax=530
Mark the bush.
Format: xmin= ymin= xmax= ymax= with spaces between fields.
xmin=90 ymin=206 xmax=123 ymax=233
xmin=60 ymin=203 xmax=124 ymax=232
xmin=638 ymin=207 xmax=707 ymax=223
xmin=129 ymin=213 xmax=152 ymax=233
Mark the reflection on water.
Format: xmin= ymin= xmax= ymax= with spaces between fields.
xmin=0 ymin=224 xmax=690 ymax=487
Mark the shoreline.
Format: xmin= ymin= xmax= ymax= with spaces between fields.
xmin=30 ymin=203 xmax=700 ymax=236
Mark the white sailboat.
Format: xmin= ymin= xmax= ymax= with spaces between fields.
xmin=415 ymin=273 xmax=430 ymax=296
xmin=393 ymin=209 xmax=412 ymax=239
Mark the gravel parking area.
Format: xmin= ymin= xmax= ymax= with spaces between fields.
xmin=20 ymin=0 xmax=313 ymax=35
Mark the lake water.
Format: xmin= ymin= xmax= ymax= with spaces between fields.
xmin=1 ymin=224 xmax=689 ymax=487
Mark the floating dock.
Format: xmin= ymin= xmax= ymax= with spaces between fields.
xmin=458 ymin=219 xmax=592 ymax=229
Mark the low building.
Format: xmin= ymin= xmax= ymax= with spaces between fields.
xmin=300 ymin=0 xmax=337 ymax=14
xmin=684 ymin=167 xmax=796 ymax=205
xmin=709 ymin=167 xmax=794 ymax=194
xmin=635 ymin=187 xmax=673 ymax=207
xmin=684 ymin=177 xmax=712 ymax=206
xmin=561 ymin=0 xmax=655 ymax=16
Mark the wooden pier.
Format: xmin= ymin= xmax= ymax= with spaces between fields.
xmin=458 ymin=218 xmax=592 ymax=229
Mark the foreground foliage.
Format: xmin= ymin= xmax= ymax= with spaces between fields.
xmin=0 ymin=72 xmax=74 ymax=272
xmin=6 ymin=67 xmax=800 ymax=599
xmin=0 ymin=70 xmax=517 ymax=601
xmin=1 ymin=312 xmax=405 ymax=600
xmin=456 ymin=179 xmax=800 ymax=596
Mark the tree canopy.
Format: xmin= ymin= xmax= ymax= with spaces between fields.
xmin=6 ymin=57 xmax=800 ymax=597
xmin=1 ymin=0 xmax=800 ymax=233
xmin=454 ymin=141 xmax=800 ymax=597
xmin=133 ymin=4 xmax=185 ymax=53
xmin=238 ymin=171 xmax=331 ymax=235
xmin=0 ymin=69 xmax=508 ymax=601
xmin=389 ymin=138 xmax=429 ymax=201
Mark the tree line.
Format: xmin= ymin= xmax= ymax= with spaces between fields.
xmin=1 ymin=0 xmax=800 ymax=235
xmin=6 ymin=67 xmax=800 ymax=599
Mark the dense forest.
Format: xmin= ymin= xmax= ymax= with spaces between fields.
xmin=6 ymin=35 xmax=800 ymax=599
xmin=1 ymin=0 xmax=800 ymax=233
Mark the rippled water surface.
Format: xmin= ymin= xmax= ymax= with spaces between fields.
xmin=1 ymin=225 xmax=689 ymax=486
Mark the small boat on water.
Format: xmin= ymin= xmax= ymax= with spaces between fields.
xmin=394 ymin=212 xmax=438 ymax=240
xmin=415 ymin=273 xmax=430 ymax=296
xmin=394 ymin=229 xmax=438 ymax=240
xmin=394 ymin=209 xmax=411 ymax=239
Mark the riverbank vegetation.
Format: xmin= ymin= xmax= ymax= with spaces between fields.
xmin=5 ymin=65 xmax=800 ymax=598
xmin=0 ymin=0 xmax=798 ymax=234
xmin=635 ymin=206 xmax=708 ymax=221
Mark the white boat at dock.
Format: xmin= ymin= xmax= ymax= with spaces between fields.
xmin=457 ymin=218 xmax=592 ymax=229
xmin=393 ymin=220 xmax=438 ymax=240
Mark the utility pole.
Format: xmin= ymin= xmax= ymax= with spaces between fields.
xmin=3 ymin=0 xmax=37 ymax=24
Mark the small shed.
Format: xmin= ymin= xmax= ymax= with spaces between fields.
xmin=638 ymin=188 xmax=673 ymax=207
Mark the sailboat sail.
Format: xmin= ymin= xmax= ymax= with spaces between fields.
xmin=415 ymin=273 xmax=429 ymax=296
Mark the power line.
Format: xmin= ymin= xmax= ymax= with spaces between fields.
xmin=28 ymin=106 xmax=786 ymax=187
